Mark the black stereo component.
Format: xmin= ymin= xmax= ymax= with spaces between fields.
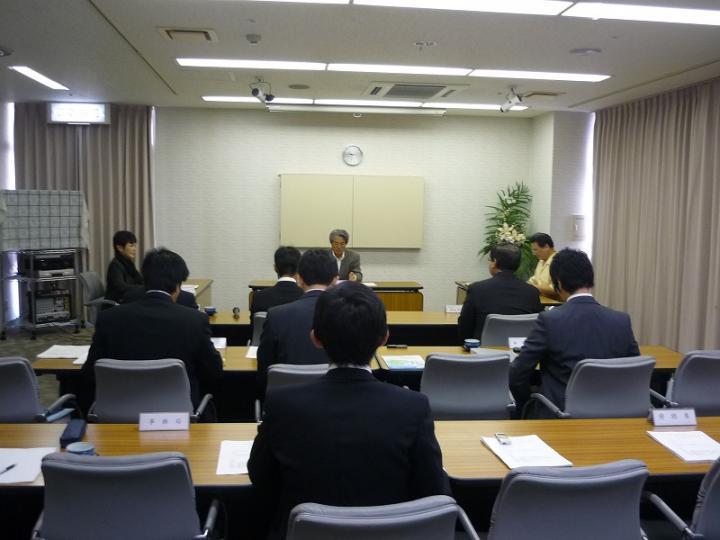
xmin=19 ymin=252 xmax=75 ymax=277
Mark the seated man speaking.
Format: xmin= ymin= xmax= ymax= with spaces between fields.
xmin=82 ymin=248 xmax=223 ymax=410
xmin=248 ymin=282 xmax=450 ymax=539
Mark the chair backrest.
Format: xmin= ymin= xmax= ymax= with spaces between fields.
xmin=420 ymin=352 xmax=512 ymax=420
xmin=251 ymin=311 xmax=268 ymax=346
xmin=79 ymin=271 xmax=106 ymax=324
xmin=39 ymin=451 xmax=201 ymax=540
xmin=487 ymin=460 xmax=648 ymax=540
xmin=0 ymin=356 xmax=43 ymax=422
xmin=564 ymin=356 xmax=655 ymax=418
xmin=690 ymin=456 xmax=720 ymax=537
xmin=669 ymin=350 xmax=720 ymax=415
xmin=93 ymin=359 xmax=193 ymax=423
xmin=286 ymin=495 xmax=466 ymax=540
xmin=267 ymin=363 xmax=328 ymax=390
xmin=480 ymin=314 xmax=539 ymax=346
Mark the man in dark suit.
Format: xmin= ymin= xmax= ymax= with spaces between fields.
xmin=329 ymin=228 xmax=362 ymax=281
xmin=248 ymin=282 xmax=450 ymax=539
xmin=458 ymin=242 xmax=543 ymax=341
xmin=256 ymin=248 xmax=337 ymax=397
xmin=82 ymin=248 xmax=223 ymax=409
xmin=510 ymin=248 xmax=640 ymax=415
xmin=250 ymin=246 xmax=303 ymax=319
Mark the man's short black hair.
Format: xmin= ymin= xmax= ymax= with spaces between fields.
xmin=490 ymin=243 xmax=521 ymax=272
xmin=549 ymin=248 xmax=594 ymax=294
xmin=298 ymin=249 xmax=337 ymax=286
xmin=141 ymin=248 xmax=189 ymax=294
xmin=529 ymin=233 xmax=554 ymax=248
xmin=113 ymin=230 xmax=137 ymax=250
xmin=274 ymin=246 xmax=301 ymax=278
xmin=313 ymin=282 xmax=387 ymax=366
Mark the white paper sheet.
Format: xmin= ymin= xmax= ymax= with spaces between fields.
xmin=445 ymin=304 xmax=463 ymax=313
xmin=246 ymin=346 xmax=258 ymax=359
xmin=37 ymin=345 xmax=90 ymax=359
xmin=481 ymin=434 xmax=573 ymax=469
xmin=72 ymin=350 xmax=89 ymax=365
xmin=211 ymin=337 xmax=227 ymax=350
xmin=647 ymin=430 xmax=720 ymax=463
xmin=0 ymin=447 xmax=57 ymax=484
xmin=363 ymin=282 xmax=378 ymax=287
xmin=383 ymin=355 xmax=425 ymax=370
xmin=181 ymin=284 xmax=198 ymax=294
xmin=216 ymin=440 xmax=253 ymax=475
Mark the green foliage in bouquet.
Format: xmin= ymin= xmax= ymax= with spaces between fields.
xmin=480 ymin=182 xmax=537 ymax=279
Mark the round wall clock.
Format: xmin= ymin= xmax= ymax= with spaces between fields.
xmin=342 ymin=145 xmax=363 ymax=166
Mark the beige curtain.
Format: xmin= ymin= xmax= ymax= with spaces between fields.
xmin=593 ymin=78 xmax=720 ymax=351
xmin=14 ymin=103 xmax=154 ymax=277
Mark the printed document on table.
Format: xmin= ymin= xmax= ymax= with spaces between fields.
xmin=38 ymin=345 xmax=90 ymax=359
xmin=0 ymin=447 xmax=57 ymax=484
xmin=246 ymin=346 xmax=258 ymax=359
xmin=211 ymin=337 xmax=227 ymax=350
xmin=181 ymin=284 xmax=198 ymax=294
xmin=647 ymin=431 xmax=720 ymax=463
xmin=481 ymin=435 xmax=573 ymax=469
xmin=216 ymin=440 xmax=253 ymax=475
xmin=384 ymin=355 xmax=425 ymax=370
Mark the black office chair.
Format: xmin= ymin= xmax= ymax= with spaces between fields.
xmin=78 ymin=271 xmax=117 ymax=325
xmin=0 ymin=357 xmax=78 ymax=423
xmin=249 ymin=311 xmax=267 ymax=346
xmin=650 ymin=350 xmax=720 ymax=415
xmin=480 ymin=313 xmax=539 ymax=346
xmin=255 ymin=363 xmax=329 ymax=421
xmin=32 ymin=451 xmax=220 ymax=540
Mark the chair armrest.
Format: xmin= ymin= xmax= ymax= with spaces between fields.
xmin=31 ymin=511 xmax=44 ymax=540
xmin=642 ymin=491 xmax=700 ymax=538
xmin=37 ymin=393 xmax=80 ymax=423
xmin=255 ymin=399 xmax=262 ymax=423
xmin=85 ymin=298 xmax=117 ymax=308
xmin=195 ymin=498 xmax=222 ymax=539
xmin=192 ymin=393 xmax=214 ymax=422
xmin=87 ymin=403 xmax=98 ymax=423
xmin=457 ymin=505 xmax=480 ymax=540
xmin=506 ymin=392 xmax=517 ymax=414
xmin=529 ymin=393 xmax=570 ymax=418
xmin=649 ymin=389 xmax=677 ymax=408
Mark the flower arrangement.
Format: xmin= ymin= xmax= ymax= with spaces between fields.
xmin=480 ymin=182 xmax=536 ymax=279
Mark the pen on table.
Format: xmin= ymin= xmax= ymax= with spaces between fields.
xmin=0 ymin=463 xmax=17 ymax=476
xmin=495 ymin=433 xmax=512 ymax=446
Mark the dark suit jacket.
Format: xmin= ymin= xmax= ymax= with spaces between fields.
xmin=509 ymin=295 xmax=640 ymax=412
xmin=333 ymin=249 xmax=362 ymax=281
xmin=256 ymin=290 xmax=328 ymax=397
xmin=123 ymin=286 xmax=198 ymax=309
xmin=250 ymin=280 xmax=303 ymax=317
xmin=458 ymin=271 xmax=543 ymax=341
xmin=104 ymin=255 xmax=143 ymax=304
xmin=82 ymin=292 xmax=223 ymax=407
xmin=248 ymin=368 xmax=450 ymax=539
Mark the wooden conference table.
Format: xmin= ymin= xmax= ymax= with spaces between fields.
xmin=249 ymin=280 xmax=424 ymax=311
xmin=209 ymin=310 xmax=461 ymax=346
xmin=4 ymin=416 xmax=719 ymax=487
xmin=455 ymin=280 xmax=562 ymax=307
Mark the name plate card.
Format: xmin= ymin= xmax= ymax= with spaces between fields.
xmin=650 ymin=408 xmax=697 ymax=427
xmin=139 ymin=412 xmax=190 ymax=431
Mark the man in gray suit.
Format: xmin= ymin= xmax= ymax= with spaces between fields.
xmin=329 ymin=228 xmax=363 ymax=281
xmin=510 ymin=248 xmax=640 ymax=417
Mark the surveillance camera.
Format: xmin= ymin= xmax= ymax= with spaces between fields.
xmin=499 ymin=91 xmax=523 ymax=113
xmin=266 ymin=94 xmax=275 ymax=102
xmin=251 ymin=87 xmax=266 ymax=101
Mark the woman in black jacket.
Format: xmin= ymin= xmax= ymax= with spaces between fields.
xmin=104 ymin=230 xmax=143 ymax=304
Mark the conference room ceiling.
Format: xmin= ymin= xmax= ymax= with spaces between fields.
xmin=0 ymin=0 xmax=719 ymax=117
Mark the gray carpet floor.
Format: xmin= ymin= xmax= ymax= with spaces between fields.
xmin=0 ymin=322 xmax=93 ymax=406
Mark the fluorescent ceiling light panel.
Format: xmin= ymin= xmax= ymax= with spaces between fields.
xmin=202 ymin=96 xmax=259 ymax=103
xmin=470 ymin=69 xmax=610 ymax=82
xmin=271 ymin=97 xmax=315 ymax=104
xmin=268 ymin=105 xmax=446 ymax=115
xmin=562 ymin=3 xmax=720 ymax=26
xmin=354 ymin=0 xmax=571 ymax=16
xmin=328 ymin=63 xmax=471 ymax=76
xmin=245 ymin=0 xmax=348 ymax=3
xmin=8 ymin=66 xmax=68 ymax=90
xmin=422 ymin=102 xmax=528 ymax=111
xmin=177 ymin=58 xmax=326 ymax=70
xmin=315 ymin=99 xmax=422 ymax=107
xmin=48 ymin=103 xmax=109 ymax=123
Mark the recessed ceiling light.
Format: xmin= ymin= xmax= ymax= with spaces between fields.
xmin=327 ymin=63 xmax=471 ymax=76
xmin=0 ymin=46 xmax=12 ymax=58
xmin=562 ymin=2 xmax=720 ymax=26
xmin=8 ymin=66 xmax=68 ymax=90
xmin=422 ymin=102 xmax=528 ymax=111
xmin=470 ymin=69 xmax=610 ymax=82
xmin=178 ymin=58 xmax=326 ymax=71
xmin=315 ymin=99 xmax=423 ymax=107
xmin=354 ymin=0 xmax=572 ymax=16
